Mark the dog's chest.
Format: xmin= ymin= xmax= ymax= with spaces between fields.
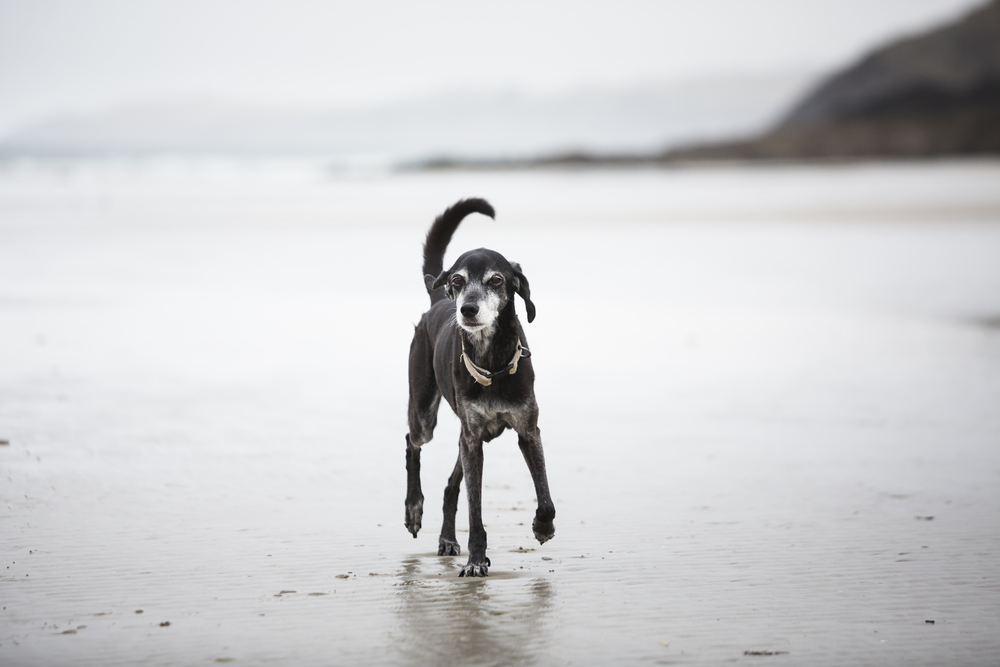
xmin=460 ymin=399 xmax=527 ymax=440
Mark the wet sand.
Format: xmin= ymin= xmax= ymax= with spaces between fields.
xmin=2 ymin=161 xmax=999 ymax=665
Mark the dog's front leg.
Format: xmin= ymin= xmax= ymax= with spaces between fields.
xmin=438 ymin=452 xmax=463 ymax=556
xmin=404 ymin=434 xmax=424 ymax=538
xmin=458 ymin=432 xmax=490 ymax=576
xmin=518 ymin=428 xmax=556 ymax=544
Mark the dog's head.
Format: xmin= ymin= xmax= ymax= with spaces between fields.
xmin=424 ymin=248 xmax=535 ymax=333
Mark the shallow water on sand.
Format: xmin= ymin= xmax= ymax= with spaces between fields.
xmin=2 ymin=160 xmax=1000 ymax=665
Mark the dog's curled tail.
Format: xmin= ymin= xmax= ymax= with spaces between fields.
xmin=422 ymin=198 xmax=495 ymax=304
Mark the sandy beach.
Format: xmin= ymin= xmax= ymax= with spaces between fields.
xmin=2 ymin=160 xmax=999 ymax=665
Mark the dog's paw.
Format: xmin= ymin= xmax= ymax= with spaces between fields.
xmin=437 ymin=538 xmax=461 ymax=556
xmin=458 ymin=556 xmax=491 ymax=577
xmin=404 ymin=499 xmax=423 ymax=538
xmin=532 ymin=518 xmax=555 ymax=545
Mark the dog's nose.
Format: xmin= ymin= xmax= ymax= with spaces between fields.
xmin=460 ymin=303 xmax=479 ymax=318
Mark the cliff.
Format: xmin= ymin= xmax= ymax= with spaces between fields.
xmin=665 ymin=1 xmax=1000 ymax=160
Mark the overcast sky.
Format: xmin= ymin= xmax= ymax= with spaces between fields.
xmin=0 ymin=0 xmax=986 ymax=136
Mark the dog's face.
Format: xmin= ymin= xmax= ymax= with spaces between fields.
xmin=425 ymin=248 xmax=535 ymax=333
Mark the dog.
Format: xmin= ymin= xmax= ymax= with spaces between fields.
xmin=404 ymin=198 xmax=556 ymax=577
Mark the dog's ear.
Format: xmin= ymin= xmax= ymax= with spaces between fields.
xmin=510 ymin=262 xmax=535 ymax=323
xmin=426 ymin=272 xmax=455 ymax=299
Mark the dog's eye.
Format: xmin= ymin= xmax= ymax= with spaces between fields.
xmin=489 ymin=276 xmax=503 ymax=287
xmin=451 ymin=276 xmax=465 ymax=288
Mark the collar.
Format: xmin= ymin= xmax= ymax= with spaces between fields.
xmin=460 ymin=338 xmax=530 ymax=386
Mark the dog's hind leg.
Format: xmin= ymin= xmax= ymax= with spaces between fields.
xmin=405 ymin=325 xmax=440 ymax=539
xmin=518 ymin=428 xmax=556 ymax=544
xmin=438 ymin=452 xmax=463 ymax=556
xmin=404 ymin=434 xmax=425 ymax=538
xmin=458 ymin=433 xmax=490 ymax=577
xmin=405 ymin=397 xmax=440 ymax=538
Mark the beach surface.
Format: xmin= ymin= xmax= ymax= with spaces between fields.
xmin=2 ymin=160 xmax=999 ymax=665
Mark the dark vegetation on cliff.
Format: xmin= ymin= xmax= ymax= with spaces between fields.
xmin=663 ymin=0 xmax=1000 ymax=160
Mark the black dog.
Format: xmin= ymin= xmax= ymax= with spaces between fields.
xmin=404 ymin=198 xmax=556 ymax=577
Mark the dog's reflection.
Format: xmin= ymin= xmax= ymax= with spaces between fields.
xmin=393 ymin=557 xmax=555 ymax=666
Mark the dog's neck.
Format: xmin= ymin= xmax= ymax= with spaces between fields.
xmin=459 ymin=302 xmax=521 ymax=367
xmin=462 ymin=324 xmax=496 ymax=356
